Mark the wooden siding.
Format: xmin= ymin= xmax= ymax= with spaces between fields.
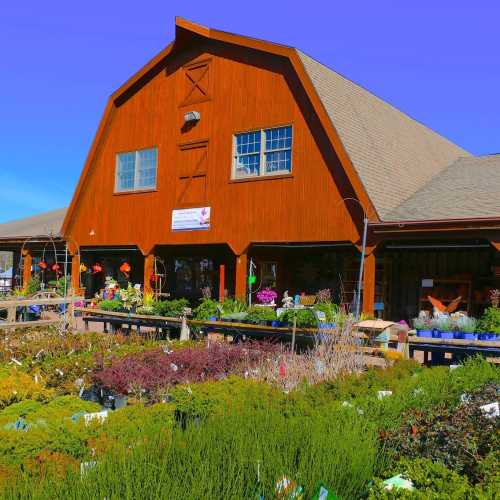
xmin=65 ymin=39 xmax=363 ymax=256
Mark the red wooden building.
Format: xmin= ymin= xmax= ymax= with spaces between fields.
xmin=5 ymin=18 xmax=500 ymax=321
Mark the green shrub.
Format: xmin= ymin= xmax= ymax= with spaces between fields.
xmin=193 ymin=298 xmax=220 ymax=320
xmin=220 ymin=298 xmax=247 ymax=315
xmin=245 ymin=306 xmax=276 ymax=324
xmin=98 ymin=299 xmax=123 ymax=312
xmin=7 ymin=408 xmax=379 ymax=500
xmin=313 ymin=301 xmax=338 ymax=323
xmin=279 ymin=308 xmax=318 ymax=328
xmin=369 ymin=458 xmax=476 ymax=499
xmin=153 ymin=298 xmax=189 ymax=317
xmin=477 ymin=307 xmax=500 ymax=333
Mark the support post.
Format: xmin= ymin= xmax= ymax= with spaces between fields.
xmin=71 ymin=254 xmax=80 ymax=295
xmin=219 ymin=264 xmax=225 ymax=303
xmin=363 ymin=252 xmax=376 ymax=316
xmin=144 ymin=254 xmax=155 ymax=295
xmin=235 ymin=253 xmax=248 ymax=301
xmin=22 ymin=250 xmax=32 ymax=291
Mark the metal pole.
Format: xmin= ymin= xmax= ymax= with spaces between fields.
xmin=248 ymin=257 xmax=254 ymax=306
xmin=63 ymin=242 xmax=69 ymax=329
xmin=355 ymin=216 xmax=368 ymax=319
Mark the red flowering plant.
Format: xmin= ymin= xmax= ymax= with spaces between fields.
xmin=256 ymin=288 xmax=278 ymax=305
xmin=92 ymin=341 xmax=280 ymax=400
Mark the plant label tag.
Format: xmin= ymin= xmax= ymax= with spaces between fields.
xmin=84 ymin=410 xmax=108 ymax=426
xmin=449 ymin=364 xmax=460 ymax=371
xmin=480 ymin=402 xmax=499 ymax=418
xmin=421 ymin=279 xmax=433 ymax=288
xmin=377 ymin=390 xmax=393 ymax=399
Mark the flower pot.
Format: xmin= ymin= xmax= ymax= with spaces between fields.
xmin=438 ymin=330 xmax=454 ymax=340
xmin=478 ymin=333 xmax=497 ymax=341
xmin=209 ymin=316 xmax=217 ymax=321
xmin=458 ymin=332 xmax=477 ymax=341
xmin=416 ymin=329 xmax=433 ymax=338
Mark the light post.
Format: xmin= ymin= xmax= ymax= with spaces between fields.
xmin=337 ymin=198 xmax=371 ymax=319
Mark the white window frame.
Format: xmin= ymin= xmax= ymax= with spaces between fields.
xmin=232 ymin=125 xmax=293 ymax=180
xmin=114 ymin=147 xmax=158 ymax=193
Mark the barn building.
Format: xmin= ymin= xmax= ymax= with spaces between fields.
xmin=3 ymin=18 xmax=500 ymax=321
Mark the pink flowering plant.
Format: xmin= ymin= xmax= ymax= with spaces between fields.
xmin=256 ymin=287 xmax=278 ymax=305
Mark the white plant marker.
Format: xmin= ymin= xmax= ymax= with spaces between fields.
xmin=480 ymin=402 xmax=499 ymax=418
xmin=378 ymin=390 xmax=393 ymax=400
xmin=449 ymin=364 xmax=460 ymax=371
xmin=84 ymin=410 xmax=108 ymax=426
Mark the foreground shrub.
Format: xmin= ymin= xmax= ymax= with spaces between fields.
xmin=0 ymin=370 xmax=52 ymax=409
xmin=6 ymin=409 xmax=380 ymax=500
xmin=381 ymin=382 xmax=500 ymax=483
xmin=93 ymin=341 xmax=279 ymax=397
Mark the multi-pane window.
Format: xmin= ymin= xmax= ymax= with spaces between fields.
xmin=115 ymin=147 xmax=158 ymax=192
xmin=233 ymin=125 xmax=292 ymax=179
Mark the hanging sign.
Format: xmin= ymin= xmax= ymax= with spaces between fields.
xmin=171 ymin=207 xmax=210 ymax=231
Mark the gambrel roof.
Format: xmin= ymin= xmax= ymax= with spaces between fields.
xmin=298 ymin=51 xmax=470 ymax=219
xmin=63 ymin=18 xmax=494 ymax=235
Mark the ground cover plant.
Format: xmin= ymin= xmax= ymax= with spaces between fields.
xmin=0 ymin=324 xmax=498 ymax=499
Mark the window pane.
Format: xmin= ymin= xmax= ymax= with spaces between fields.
xmin=235 ymin=153 xmax=260 ymax=177
xmin=137 ymin=148 xmax=157 ymax=189
xmin=235 ymin=131 xmax=261 ymax=155
xmin=265 ymin=149 xmax=291 ymax=174
xmin=116 ymin=152 xmax=136 ymax=191
xmin=265 ymin=126 xmax=292 ymax=152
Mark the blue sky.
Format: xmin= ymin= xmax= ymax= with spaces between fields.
xmin=1 ymin=1 xmax=499 ymax=223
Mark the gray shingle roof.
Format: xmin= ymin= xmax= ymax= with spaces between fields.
xmin=385 ymin=155 xmax=500 ymax=221
xmin=297 ymin=51 xmax=470 ymax=220
xmin=0 ymin=208 xmax=67 ymax=239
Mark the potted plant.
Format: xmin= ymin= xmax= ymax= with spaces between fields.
xmin=413 ymin=317 xmax=432 ymax=337
xmin=456 ymin=316 xmax=477 ymax=340
xmin=256 ymin=288 xmax=278 ymax=306
xmin=279 ymin=308 xmax=318 ymax=329
xmin=433 ymin=316 xmax=454 ymax=340
xmin=246 ymin=306 xmax=277 ymax=325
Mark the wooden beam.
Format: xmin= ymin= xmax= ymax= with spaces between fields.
xmin=219 ymin=264 xmax=225 ymax=303
xmin=235 ymin=253 xmax=248 ymax=301
xmin=362 ymin=252 xmax=376 ymax=315
xmin=22 ymin=251 xmax=32 ymax=291
xmin=71 ymin=254 xmax=80 ymax=294
xmin=143 ymin=254 xmax=155 ymax=295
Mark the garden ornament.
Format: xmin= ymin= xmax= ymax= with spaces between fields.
xmin=282 ymin=291 xmax=294 ymax=309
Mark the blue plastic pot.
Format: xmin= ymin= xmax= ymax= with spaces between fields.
xmin=271 ymin=320 xmax=285 ymax=327
xmin=457 ymin=332 xmax=478 ymax=340
xmin=478 ymin=332 xmax=498 ymax=341
xmin=209 ymin=316 xmax=217 ymax=321
xmin=438 ymin=331 xmax=454 ymax=340
xmin=319 ymin=322 xmax=336 ymax=330
xmin=416 ymin=329 xmax=433 ymax=338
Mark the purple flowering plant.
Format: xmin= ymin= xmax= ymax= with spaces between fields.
xmin=256 ymin=287 xmax=278 ymax=305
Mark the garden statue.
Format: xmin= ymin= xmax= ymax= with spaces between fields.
xmin=282 ymin=291 xmax=294 ymax=309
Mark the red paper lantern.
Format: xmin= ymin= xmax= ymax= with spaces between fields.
xmin=92 ymin=263 xmax=103 ymax=274
xmin=38 ymin=261 xmax=48 ymax=270
xmin=119 ymin=262 xmax=131 ymax=273
xmin=51 ymin=263 xmax=61 ymax=272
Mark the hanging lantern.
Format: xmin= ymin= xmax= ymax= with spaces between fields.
xmin=119 ymin=262 xmax=131 ymax=279
xmin=80 ymin=263 xmax=88 ymax=273
xmin=92 ymin=263 xmax=103 ymax=274
xmin=38 ymin=261 xmax=48 ymax=270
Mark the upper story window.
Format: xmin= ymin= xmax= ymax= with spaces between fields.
xmin=233 ymin=125 xmax=292 ymax=179
xmin=115 ymin=147 xmax=158 ymax=192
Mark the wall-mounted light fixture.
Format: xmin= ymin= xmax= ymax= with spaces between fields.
xmin=184 ymin=111 xmax=201 ymax=124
